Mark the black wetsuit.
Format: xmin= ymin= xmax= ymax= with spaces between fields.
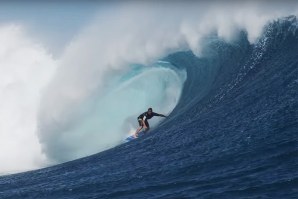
xmin=137 ymin=112 xmax=165 ymax=128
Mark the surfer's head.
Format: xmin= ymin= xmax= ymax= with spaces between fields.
xmin=148 ymin=108 xmax=153 ymax=115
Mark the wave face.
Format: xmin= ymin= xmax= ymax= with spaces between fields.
xmin=0 ymin=17 xmax=297 ymax=198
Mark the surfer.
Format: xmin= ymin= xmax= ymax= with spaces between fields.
xmin=134 ymin=108 xmax=166 ymax=138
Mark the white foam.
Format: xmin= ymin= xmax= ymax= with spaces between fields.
xmin=0 ymin=25 xmax=56 ymax=173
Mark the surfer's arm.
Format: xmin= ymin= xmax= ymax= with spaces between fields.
xmin=154 ymin=113 xmax=167 ymax=117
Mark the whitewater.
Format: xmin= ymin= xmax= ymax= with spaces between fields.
xmin=0 ymin=2 xmax=297 ymax=198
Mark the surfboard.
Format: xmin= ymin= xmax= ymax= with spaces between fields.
xmin=125 ymin=129 xmax=146 ymax=142
xmin=125 ymin=135 xmax=136 ymax=142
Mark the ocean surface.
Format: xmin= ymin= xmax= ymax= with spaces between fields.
xmin=0 ymin=16 xmax=297 ymax=199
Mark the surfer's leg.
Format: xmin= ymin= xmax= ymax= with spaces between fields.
xmin=135 ymin=126 xmax=143 ymax=134
xmin=134 ymin=127 xmax=143 ymax=138
xmin=134 ymin=119 xmax=143 ymax=137
xmin=144 ymin=121 xmax=150 ymax=133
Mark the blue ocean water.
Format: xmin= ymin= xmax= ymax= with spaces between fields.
xmin=0 ymin=16 xmax=297 ymax=199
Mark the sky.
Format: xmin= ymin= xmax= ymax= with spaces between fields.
xmin=0 ymin=1 xmax=298 ymax=175
xmin=0 ymin=1 xmax=110 ymax=56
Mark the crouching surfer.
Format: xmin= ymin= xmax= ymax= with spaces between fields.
xmin=134 ymin=108 xmax=166 ymax=138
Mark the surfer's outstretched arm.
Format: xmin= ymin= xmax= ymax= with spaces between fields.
xmin=153 ymin=113 xmax=167 ymax=117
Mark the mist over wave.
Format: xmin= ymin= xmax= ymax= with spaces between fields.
xmin=0 ymin=1 xmax=298 ymax=174
xmin=0 ymin=25 xmax=56 ymax=173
